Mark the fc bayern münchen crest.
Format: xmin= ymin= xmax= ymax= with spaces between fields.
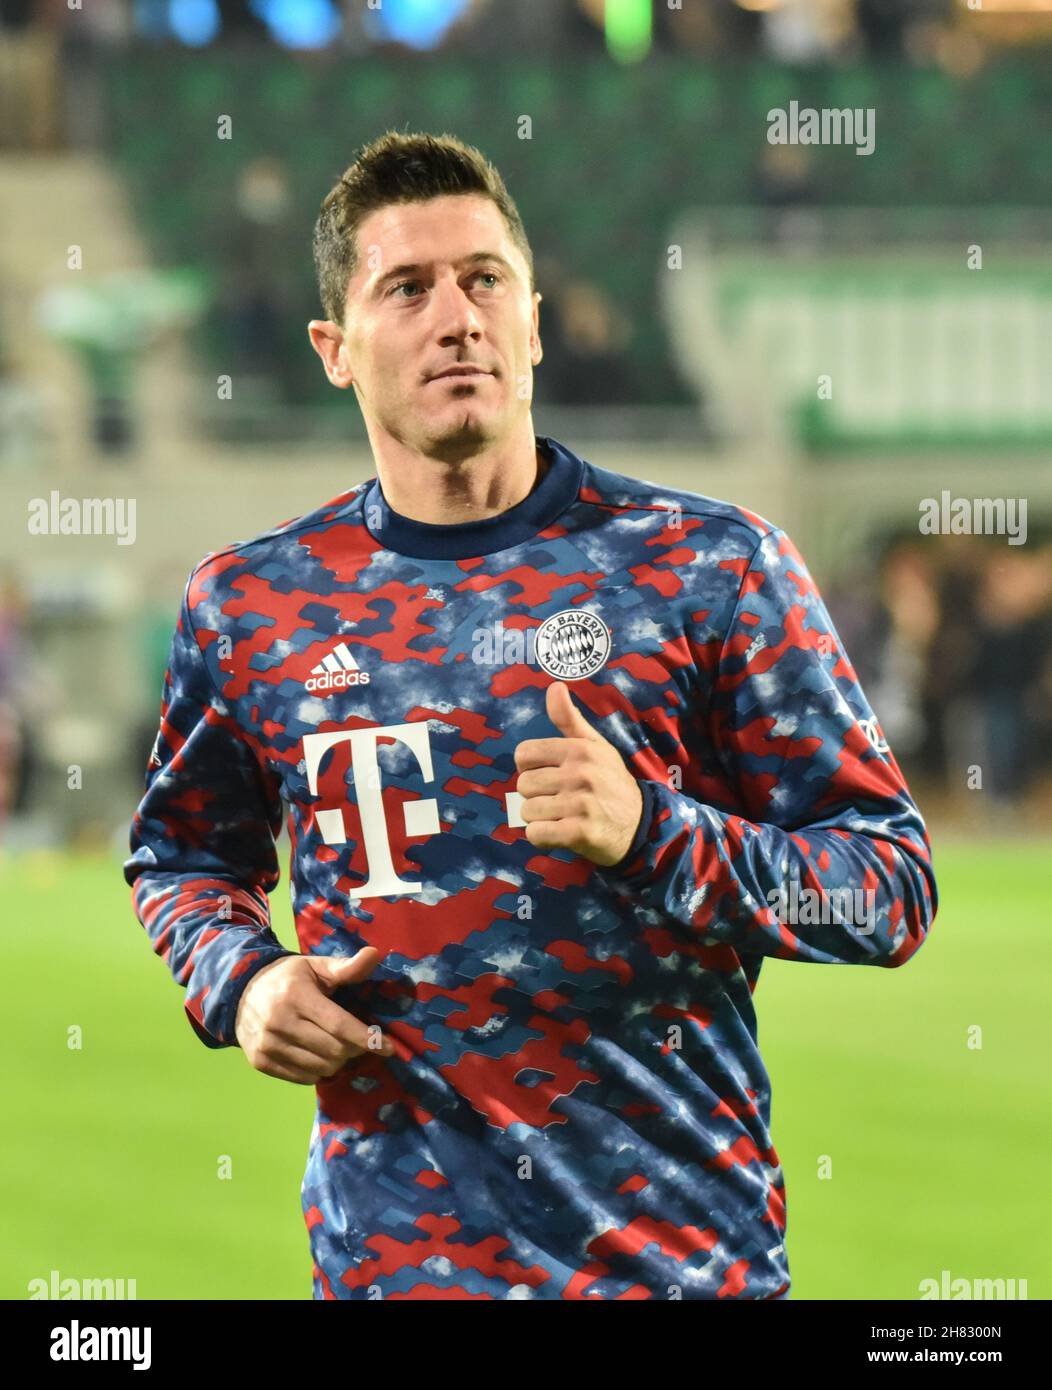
xmin=534 ymin=609 xmax=612 ymax=681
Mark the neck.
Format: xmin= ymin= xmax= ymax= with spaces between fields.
xmin=366 ymin=417 xmax=546 ymax=526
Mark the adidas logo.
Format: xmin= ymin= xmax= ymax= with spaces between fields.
xmin=305 ymin=642 xmax=370 ymax=692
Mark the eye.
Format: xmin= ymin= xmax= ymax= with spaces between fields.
xmin=476 ymin=271 xmax=501 ymax=289
xmin=390 ymin=280 xmax=422 ymax=299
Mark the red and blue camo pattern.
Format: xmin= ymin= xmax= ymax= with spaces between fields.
xmin=125 ymin=434 xmax=937 ymax=1300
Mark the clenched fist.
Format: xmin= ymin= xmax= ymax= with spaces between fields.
xmin=234 ymin=946 xmax=395 ymax=1085
xmin=514 ymin=680 xmax=644 ymax=868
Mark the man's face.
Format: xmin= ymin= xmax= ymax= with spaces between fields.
xmin=311 ymin=194 xmax=542 ymax=459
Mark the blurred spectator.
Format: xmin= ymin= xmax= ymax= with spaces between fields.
xmin=752 ymin=144 xmax=822 ymax=250
xmin=654 ymin=0 xmax=762 ymax=57
xmin=923 ymin=536 xmax=986 ymax=789
xmin=56 ymin=0 xmax=129 ymax=149
xmin=215 ymin=0 xmax=271 ymax=42
xmin=970 ymin=547 xmax=1052 ymax=804
xmin=0 ymin=0 xmax=64 ymax=151
xmin=856 ymin=0 xmax=952 ymax=59
xmin=0 ymin=348 xmax=53 ymax=472
xmin=213 ymin=155 xmax=300 ymax=403
xmin=532 ymin=263 xmax=635 ymax=407
xmin=878 ymin=542 xmax=941 ymax=757
xmin=761 ymin=0 xmax=855 ymax=64
xmin=833 ymin=530 xmax=1052 ymax=813
xmin=0 ymin=570 xmax=30 ymax=840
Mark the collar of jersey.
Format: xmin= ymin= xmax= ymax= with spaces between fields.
xmin=360 ymin=435 xmax=583 ymax=560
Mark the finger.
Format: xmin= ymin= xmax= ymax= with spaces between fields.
xmin=268 ymin=1013 xmax=354 ymax=1065
xmin=514 ymin=738 xmax=575 ymax=772
xmin=546 ymin=680 xmax=602 ymax=740
xmin=524 ymin=817 xmax=584 ymax=851
xmin=310 ymin=946 xmax=383 ymax=992
xmin=305 ymin=992 xmax=394 ymax=1055
xmin=515 ymin=767 xmax=564 ymax=798
xmin=520 ymin=793 xmax=586 ymax=823
xmin=258 ymin=1038 xmax=353 ymax=1082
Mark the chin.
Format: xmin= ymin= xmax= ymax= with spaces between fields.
xmin=428 ymin=410 xmax=495 ymax=453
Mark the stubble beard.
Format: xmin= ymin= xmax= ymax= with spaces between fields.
xmin=422 ymin=400 xmax=497 ymax=465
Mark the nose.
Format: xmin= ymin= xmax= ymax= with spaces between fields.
xmin=432 ymin=273 xmax=483 ymax=346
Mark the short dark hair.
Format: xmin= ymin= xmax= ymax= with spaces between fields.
xmin=313 ymin=130 xmax=535 ymax=327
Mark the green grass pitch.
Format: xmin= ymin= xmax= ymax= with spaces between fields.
xmin=2 ymin=841 xmax=1046 ymax=1299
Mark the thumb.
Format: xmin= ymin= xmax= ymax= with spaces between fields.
xmin=546 ymin=680 xmax=602 ymax=740
xmin=308 ymin=946 xmax=382 ymax=994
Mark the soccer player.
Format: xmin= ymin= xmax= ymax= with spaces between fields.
xmin=125 ymin=131 xmax=937 ymax=1300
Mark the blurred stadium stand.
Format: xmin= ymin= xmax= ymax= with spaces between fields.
xmin=98 ymin=52 xmax=1052 ymax=422
xmin=1 ymin=0 xmax=1052 ymax=844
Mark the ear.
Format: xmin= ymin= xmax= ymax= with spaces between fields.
xmin=307 ymin=319 xmax=354 ymax=389
xmin=530 ymin=291 xmax=543 ymax=367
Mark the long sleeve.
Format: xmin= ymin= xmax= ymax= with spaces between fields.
xmin=124 ymin=573 xmax=294 ymax=1048
xmin=601 ymin=527 xmax=937 ymax=966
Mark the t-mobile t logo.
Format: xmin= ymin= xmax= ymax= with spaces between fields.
xmin=303 ymin=721 xmax=524 ymax=900
xmin=303 ymin=723 xmax=440 ymax=898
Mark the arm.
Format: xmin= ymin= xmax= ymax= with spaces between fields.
xmin=124 ymin=572 xmax=294 ymax=1049
xmin=601 ymin=527 xmax=937 ymax=966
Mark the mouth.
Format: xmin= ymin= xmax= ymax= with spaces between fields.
xmin=428 ymin=367 xmax=493 ymax=381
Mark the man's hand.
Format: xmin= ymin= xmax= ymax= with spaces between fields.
xmin=514 ymin=681 xmax=644 ymax=868
xmin=234 ymin=946 xmax=395 ymax=1085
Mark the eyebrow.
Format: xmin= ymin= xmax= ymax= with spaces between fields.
xmin=371 ymin=251 xmax=515 ymax=293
